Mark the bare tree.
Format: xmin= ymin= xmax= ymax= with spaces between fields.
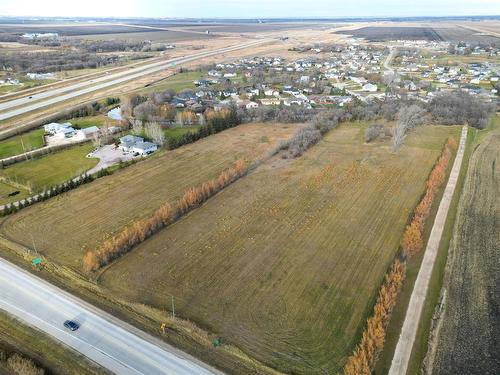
xmin=393 ymin=105 xmax=426 ymax=151
xmin=145 ymin=121 xmax=165 ymax=146
xmin=131 ymin=119 xmax=144 ymax=135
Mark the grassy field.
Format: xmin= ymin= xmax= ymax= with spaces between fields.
xmin=0 ymin=143 xmax=97 ymax=192
xmin=99 ymin=123 xmax=457 ymax=374
xmin=164 ymin=125 xmax=201 ymax=140
xmin=0 ymin=128 xmax=45 ymax=159
xmin=0 ymin=123 xmax=296 ymax=270
xmin=0 ymin=181 xmax=30 ymax=206
xmin=141 ymin=71 xmax=205 ymax=93
xmin=70 ymin=114 xmax=120 ymax=129
xmin=374 ymin=125 xmax=464 ymax=375
xmin=424 ymin=118 xmax=500 ymax=375
xmin=0 ymin=312 xmax=107 ymax=375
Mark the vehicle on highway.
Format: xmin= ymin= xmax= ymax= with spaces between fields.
xmin=28 ymin=96 xmax=33 ymax=99
xmin=63 ymin=320 xmax=80 ymax=331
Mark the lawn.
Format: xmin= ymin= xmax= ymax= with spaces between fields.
xmin=0 ymin=181 xmax=30 ymax=206
xmin=0 ymin=128 xmax=45 ymax=159
xmin=164 ymin=125 xmax=200 ymax=140
xmin=99 ymin=123 xmax=458 ymax=374
xmin=0 ymin=123 xmax=296 ymax=270
xmin=70 ymin=115 xmax=120 ymax=129
xmin=0 ymin=143 xmax=98 ymax=192
xmin=141 ymin=71 xmax=205 ymax=94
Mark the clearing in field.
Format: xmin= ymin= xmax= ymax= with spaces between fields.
xmin=0 ymin=123 xmax=296 ymax=269
xmin=100 ymin=123 xmax=459 ymax=374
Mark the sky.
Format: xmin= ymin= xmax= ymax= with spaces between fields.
xmin=0 ymin=0 xmax=499 ymax=19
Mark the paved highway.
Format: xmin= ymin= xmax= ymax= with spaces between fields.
xmin=0 ymin=39 xmax=271 ymax=121
xmin=0 ymin=258 xmax=222 ymax=375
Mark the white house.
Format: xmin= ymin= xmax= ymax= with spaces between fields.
xmin=131 ymin=141 xmax=158 ymax=155
xmin=75 ymin=126 xmax=100 ymax=140
xmin=362 ymin=83 xmax=378 ymax=92
xmin=44 ymin=122 xmax=75 ymax=138
xmin=246 ymin=101 xmax=259 ymax=109
xmin=54 ymin=127 xmax=76 ymax=139
xmin=264 ymin=89 xmax=280 ymax=97
xmin=119 ymin=135 xmax=144 ymax=152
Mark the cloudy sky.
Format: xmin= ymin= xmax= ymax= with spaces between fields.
xmin=0 ymin=0 xmax=499 ymax=18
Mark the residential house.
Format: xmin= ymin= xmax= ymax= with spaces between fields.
xmin=44 ymin=122 xmax=76 ymax=138
xmin=131 ymin=141 xmax=158 ymax=155
xmin=119 ymin=135 xmax=144 ymax=152
xmin=75 ymin=126 xmax=100 ymax=140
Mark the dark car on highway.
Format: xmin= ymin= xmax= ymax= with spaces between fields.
xmin=63 ymin=320 xmax=80 ymax=331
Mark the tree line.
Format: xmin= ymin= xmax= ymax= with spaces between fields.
xmin=83 ymin=159 xmax=248 ymax=274
xmin=402 ymin=137 xmax=457 ymax=256
xmin=343 ymin=136 xmax=458 ymax=374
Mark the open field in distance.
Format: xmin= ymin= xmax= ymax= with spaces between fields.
xmin=101 ymin=123 xmax=459 ymax=374
xmin=0 ymin=123 xmax=296 ymax=270
xmin=335 ymin=25 xmax=500 ymax=43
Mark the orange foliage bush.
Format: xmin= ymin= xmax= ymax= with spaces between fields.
xmin=344 ymin=137 xmax=456 ymax=374
xmin=401 ymin=138 xmax=454 ymax=258
xmin=83 ymin=160 xmax=247 ymax=273
xmin=344 ymin=259 xmax=406 ymax=375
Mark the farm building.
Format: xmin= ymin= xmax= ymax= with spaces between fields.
xmin=75 ymin=126 xmax=100 ymax=140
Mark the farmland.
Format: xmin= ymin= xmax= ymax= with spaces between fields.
xmin=99 ymin=123 xmax=458 ymax=374
xmin=427 ymin=124 xmax=500 ymax=375
xmin=0 ymin=143 xmax=97 ymax=192
xmin=336 ymin=26 xmax=444 ymax=41
xmin=0 ymin=123 xmax=296 ymax=269
xmin=335 ymin=25 xmax=500 ymax=44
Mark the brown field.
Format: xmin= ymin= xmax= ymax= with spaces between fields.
xmin=0 ymin=123 xmax=296 ymax=270
xmin=100 ymin=123 xmax=458 ymax=374
xmin=335 ymin=24 xmax=500 ymax=44
xmin=70 ymin=30 xmax=217 ymax=42
xmin=427 ymin=121 xmax=500 ymax=375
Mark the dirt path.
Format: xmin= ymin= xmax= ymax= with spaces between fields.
xmin=388 ymin=125 xmax=468 ymax=375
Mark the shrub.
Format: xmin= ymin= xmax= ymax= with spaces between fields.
xmin=6 ymin=353 xmax=44 ymax=375
xmin=344 ymin=259 xmax=406 ymax=374
xmin=364 ymin=124 xmax=384 ymax=143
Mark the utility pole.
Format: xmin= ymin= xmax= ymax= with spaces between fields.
xmin=20 ymin=137 xmax=28 ymax=161
xmin=30 ymin=233 xmax=38 ymax=255
xmin=171 ymin=295 xmax=175 ymax=319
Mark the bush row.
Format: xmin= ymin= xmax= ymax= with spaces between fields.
xmin=343 ymin=136 xmax=458 ymax=374
xmin=0 ymin=174 xmax=94 ymax=216
xmin=401 ymin=137 xmax=456 ymax=257
xmin=83 ymin=159 xmax=248 ymax=273
xmin=1 ymin=159 xmax=138 ymax=217
xmin=344 ymin=259 xmax=406 ymax=374
xmin=166 ymin=107 xmax=240 ymax=150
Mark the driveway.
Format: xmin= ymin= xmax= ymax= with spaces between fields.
xmin=86 ymin=145 xmax=137 ymax=175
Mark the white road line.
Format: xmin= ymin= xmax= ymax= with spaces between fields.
xmin=0 ymin=258 xmax=222 ymax=375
